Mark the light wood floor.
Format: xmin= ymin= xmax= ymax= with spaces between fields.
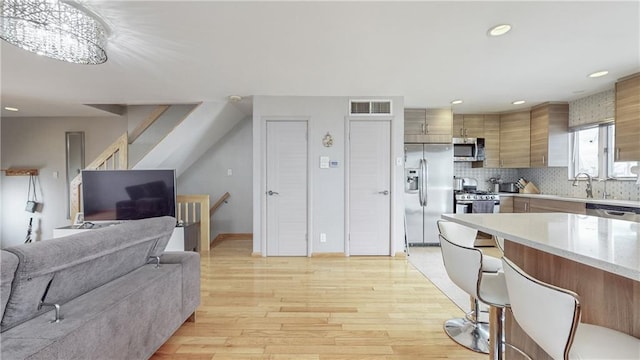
xmin=151 ymin=239 xmax=486 ymax=360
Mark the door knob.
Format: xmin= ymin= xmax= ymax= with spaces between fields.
xmin=378 ymin=190 xmax=389 ymax=195
xmin=267 ymin=190 xmax=279 ymax=196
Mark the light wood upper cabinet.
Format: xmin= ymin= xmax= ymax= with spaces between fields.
xmin=452 ymin=114 xmax=464 ymax=137
xmin=482 ymin=115 xmax=500 ymax=168
xmin=405 ymin=109 xmax=427 ymax=136
xmin=404 ymin=108 xmax=452 ymax=143
xmin=453 ymin=114 xmax=484 ymax=138
xmin=499 ymin=111 xmax=530 ymax=168
xmin=530 ymin=103 xmax=569 ymax=167
xmin=470 ymin=114 xmax=500 ymax=168
xmin=614 ymin=73 xmax=640 ymax=161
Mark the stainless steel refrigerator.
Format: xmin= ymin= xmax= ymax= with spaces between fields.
xmin=404 ymin=144 xmax=453 ymax=245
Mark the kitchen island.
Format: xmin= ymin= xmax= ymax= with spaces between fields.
xmin=441 ymin=212 xmax=639 ymax=360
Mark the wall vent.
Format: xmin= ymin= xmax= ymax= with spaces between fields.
xmin=350 ymin=100 xmax=392 ymax=115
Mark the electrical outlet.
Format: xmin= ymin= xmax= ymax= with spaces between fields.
xmin=227 ymin=168 xmax=232 ymax=176
xmin=320 ymin=233 xmax=326 ymax=243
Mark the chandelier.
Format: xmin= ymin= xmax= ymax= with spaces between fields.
xmin=0 ymin=0 xmax=108 ymax=64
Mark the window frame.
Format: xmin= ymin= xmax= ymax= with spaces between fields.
xmin=569 ymin=124 xmax=638 ymax=180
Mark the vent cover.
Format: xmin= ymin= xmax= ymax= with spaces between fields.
xmin=350 ymin=100 xmax=392 ymax=115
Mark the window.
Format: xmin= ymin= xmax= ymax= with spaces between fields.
xmin=572 ymin=127 xmax=600 ymax=177
xmin=570 ymin=124 xmax=638 ymax=179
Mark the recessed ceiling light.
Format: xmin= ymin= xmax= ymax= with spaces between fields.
xmin=588 ymin=70 xmax=609 ymax=78
xmin=228 ymin=95 xmax=242 ymax=102
xmin=488 ymin=24 xmax=512 ymax=37
xmin=451 ymin=99 xmax=463 ymax=105
xmin=4 ymin=107 xmax=19 ymax=112
xmin=512 ymin=100 xmax=526 ymax=105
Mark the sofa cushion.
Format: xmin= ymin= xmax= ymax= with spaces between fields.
xmin=1 ymin=216 xmax=175 ymax=332
xmin=1 ymin=250 xmax=19 ymax=321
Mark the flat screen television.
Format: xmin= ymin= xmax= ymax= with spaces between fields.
xmin=82 ymin=169 xmax=176 ymax=222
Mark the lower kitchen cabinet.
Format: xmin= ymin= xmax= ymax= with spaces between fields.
xmin=513 ymin=197 xmax=529 ymax=213
xmin=509 ymin=196 xmax=586 ymax=215
xmin=500 ymin=196 xmax=513 ymax=213
xmin=529 ymin=198 xmax=585 ymax=214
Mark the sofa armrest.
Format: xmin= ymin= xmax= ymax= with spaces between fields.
xmin=160 ymin=252 xmax=200 ymax=321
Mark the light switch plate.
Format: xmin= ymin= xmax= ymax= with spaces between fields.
xmin=320 ymin=156 xmax=330 ymax=169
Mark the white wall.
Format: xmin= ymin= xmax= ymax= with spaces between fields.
xmin=178 ymin=116 xmax=253 ymax=239
xmin=252 ymin=96 xmax=405 ymax=256
xmin=1 ymin=116 xmax=126 ymax=247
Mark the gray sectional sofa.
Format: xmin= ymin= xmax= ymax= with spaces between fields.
xmin=0 ymin=216 xmax=200 ymax=360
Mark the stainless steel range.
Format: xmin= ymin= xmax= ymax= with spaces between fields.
xmin=453 ymin=178 xmax=500 ymax=247
xmin=453 ymin=178 xmax=500 ymax=214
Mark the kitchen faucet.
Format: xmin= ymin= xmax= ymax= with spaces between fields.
xmin=572 ymin=173 xmax=593 ymax=198
xmin=599 ymin=178 xmax=616 ymax=199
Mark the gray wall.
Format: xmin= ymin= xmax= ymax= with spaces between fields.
xmin=1 ymin=116 xmax=127 ymax=247
xmin=252 ymin=96 xmax=405 ymax=256
xmin=178 ymin=116 xmax=253 ymax=239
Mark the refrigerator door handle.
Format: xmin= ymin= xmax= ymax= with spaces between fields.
xmin=422 ymin=159 xmax=428 ymax=206
xmin=417 ymin=159 xmax=424 ymax=206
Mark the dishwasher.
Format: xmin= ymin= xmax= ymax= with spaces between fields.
xmin=585 ymin=203 xmax=640 ymax=222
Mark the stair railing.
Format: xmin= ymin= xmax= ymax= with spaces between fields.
xmin=69 ymin=133 xmax=128 ymax=221
xmin=176 ymin=194 xmax=210 ymax=254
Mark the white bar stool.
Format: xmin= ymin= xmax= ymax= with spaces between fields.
xmin=437 ymin=220 xmax=502 ymax=273
xmin=437 ymin=220 xmax=504 ymax=355
xmin=438 ymin=232 xmax=510 ymax=359
xmin=502 ymin=257 xmax=640 ymax=360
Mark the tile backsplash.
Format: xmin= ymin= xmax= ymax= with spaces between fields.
xmin=519 ymin=167 xmax=640 ymax=201
xmin=454 ymin=163 xmax=640 ymax=201
xmin=454 ymin=163 xmax=519 ymax=191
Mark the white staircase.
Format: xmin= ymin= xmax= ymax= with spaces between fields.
xmin=133 ymin=101 xmax=247 ymax=176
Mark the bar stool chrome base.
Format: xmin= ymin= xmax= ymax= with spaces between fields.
xmin=443 ymin=317 xmax=490 ymax=354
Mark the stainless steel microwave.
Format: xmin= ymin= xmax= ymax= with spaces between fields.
xmin=453 ymin=137 xmax=485 ymax=162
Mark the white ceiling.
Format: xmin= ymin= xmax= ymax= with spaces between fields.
xmin=1 ymin=1 xmax=639 ymax=118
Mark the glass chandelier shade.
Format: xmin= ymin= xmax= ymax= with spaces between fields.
xmin=0 ymin=0 xmax=108 ymax=64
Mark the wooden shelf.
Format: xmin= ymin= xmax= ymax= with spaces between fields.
xmin=2 ymin=168 xmax=39 ymax=176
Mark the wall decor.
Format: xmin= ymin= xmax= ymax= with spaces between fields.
xmin=322 ymin=132 xmax=334 ymax=147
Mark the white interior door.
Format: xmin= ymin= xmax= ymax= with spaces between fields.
xmin=348 ymin=120 xmax=391 ymax=255
xmin=266 ymin=121 xmax=308 ymax=256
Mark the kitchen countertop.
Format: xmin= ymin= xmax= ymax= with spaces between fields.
xmin=441 ymin=212 xmax=640 ymax=281
xmin=498 ymin=192 xmax=640 ymax=208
